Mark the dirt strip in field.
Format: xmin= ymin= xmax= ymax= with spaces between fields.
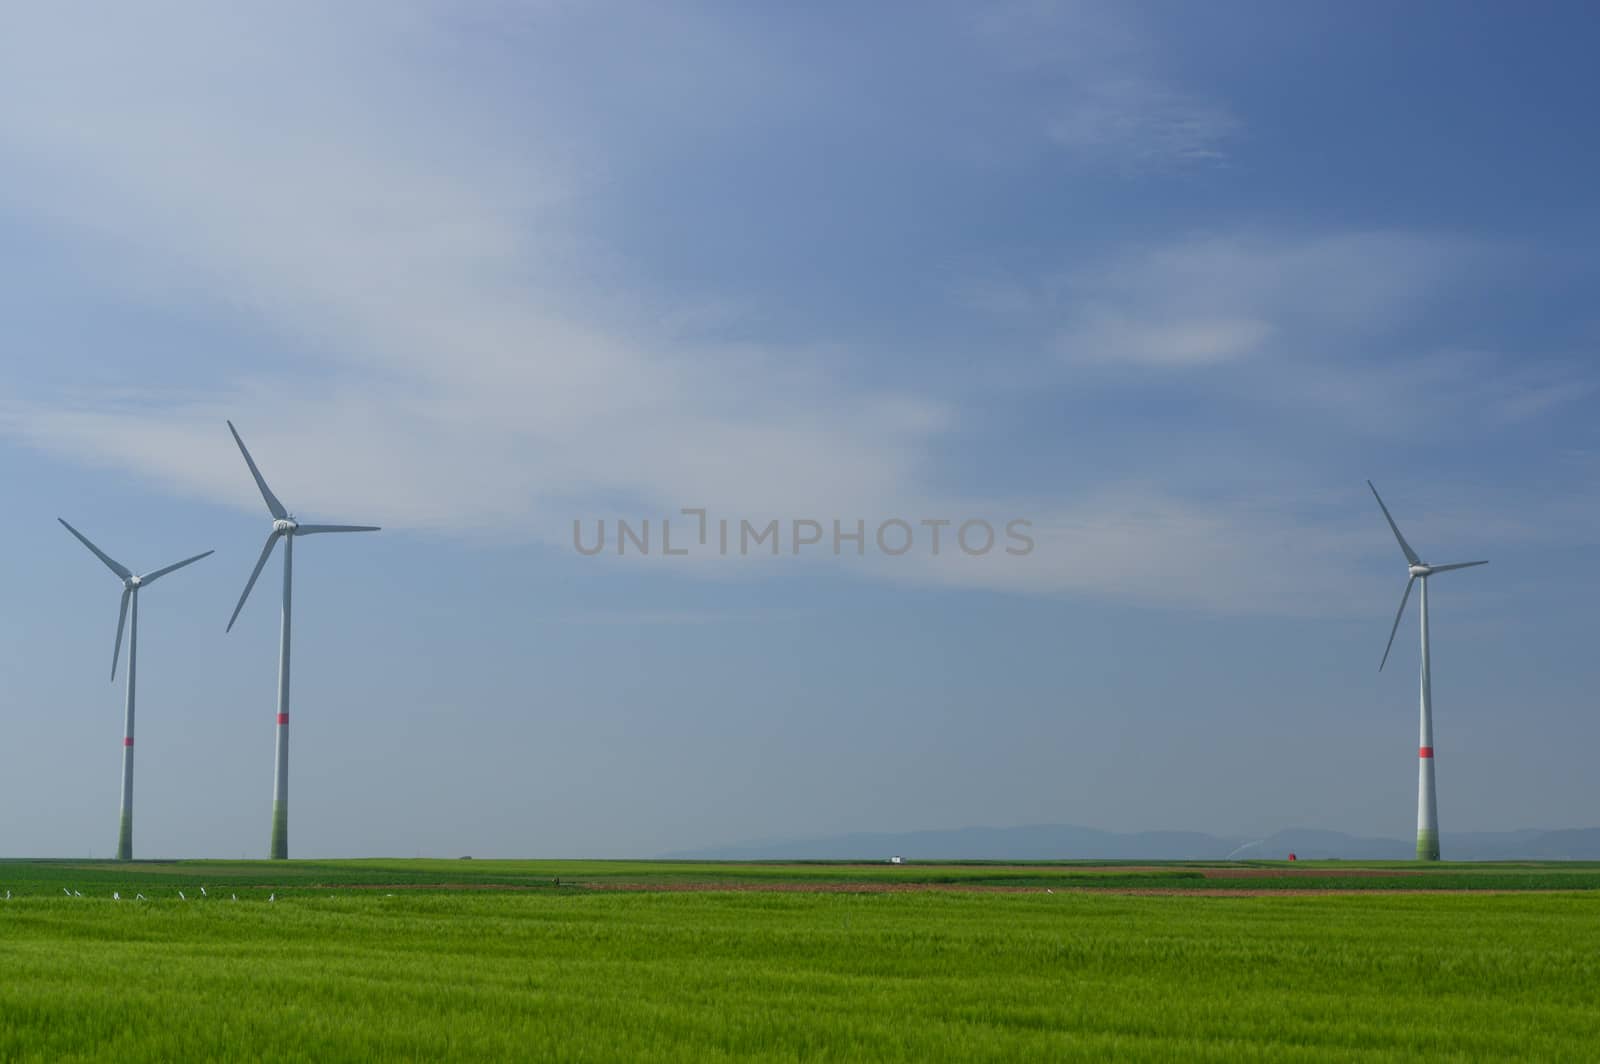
xmin=329 ymin=883 xmax=551 ymax=891
xmin=686 ymin=865 xmax=1423 ymax=878
xmin=1200 ymin=867 xmax=1422 ymax=879
xmin=1088 ymin=888 xmax=1577 ymax=897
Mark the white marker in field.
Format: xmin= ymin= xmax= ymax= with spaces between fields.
xmin=224 ymin=422 xmax=379 ymax=860
xmin=1368 ymin=481 xmax=1488 ymax=862
xmin=58 ymin=519 xmax=211 ymax=861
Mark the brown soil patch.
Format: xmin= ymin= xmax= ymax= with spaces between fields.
xmin=586 ymin=881 xmax=1038 ymax=894
xmin=1199 ymin=867 xmax=1422 ymax=879
xmin=329 ymin=883 xmax=550 ymax=891
xmin=1094 ymin=883 xmax=1568 ymax=889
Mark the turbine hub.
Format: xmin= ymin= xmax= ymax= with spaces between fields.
xmin=1409 ymin=563 xmax=1432 ymax=577
xmin=128 ymin=575 xmax=142 ymax=588
xmin=274 ymin=519 xmax=298 ymax=533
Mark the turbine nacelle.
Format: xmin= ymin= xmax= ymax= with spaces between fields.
xmin=56 ymin=517 xmax=211 ymax=681
xmin=225 ymin=422 xmax=379 ymax=634
xmin=1368 ymin=481 xmax=1487 ymax=672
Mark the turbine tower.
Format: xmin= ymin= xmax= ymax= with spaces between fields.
xmin=58 ymin=519 xmax=211 ymax=860
xmin=1368 ymin=481 xmax=1487 ymax=861
xmin=225 ymin=421 xmax=379 ymax=859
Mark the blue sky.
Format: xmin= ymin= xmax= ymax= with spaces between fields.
xmin=1 ymin=2 xmax=1597 ymax=858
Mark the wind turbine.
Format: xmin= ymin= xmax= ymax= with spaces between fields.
xmin=57 ymin=519 xmax=211 ymax=861
xmin=1368 ymin=481 xmax=1487 ymax=861
xmin=224 ymin=421 xmax=379 ymax=859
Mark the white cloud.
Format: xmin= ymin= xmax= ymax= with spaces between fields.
xmin=0 ymin=4 xmax=1589 ymax=619
xmin=0 ymin=3 xmax=947 ymax=534
xmin=971 ymin=1 xmax=1238 ymax=169
xmin=880 ymin=490 xmax=1385 ymax=616
xmin=1051 ymin=232 xmax=1468 ymax=367
xmin=1048 ymin=78 xmax=1239 ymax=170
xmin=1029 ymin=232 xmax=1596 ymax=434
xmin=1061 ymin=315 xmax=1273 ymax=367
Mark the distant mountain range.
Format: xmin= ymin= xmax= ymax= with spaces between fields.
xmin=665 ymin=824 xmax=1600 ymax=862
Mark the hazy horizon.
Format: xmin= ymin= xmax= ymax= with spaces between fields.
xmin=17 ymin=819 xmax=1600 ymax=863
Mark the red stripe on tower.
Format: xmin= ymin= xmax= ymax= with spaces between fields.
xmin=277 ymin=713 xmax=289 ymax=725
xmin=123 ymin=737 xmax=133 ymax=747
xmin=1419 ymin=746 xmax=1434 ymax=758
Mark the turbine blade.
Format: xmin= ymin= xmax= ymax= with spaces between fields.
xmin=58 ymin=519 xmax=132 ymax=580
xmin=140 ymin=550 xmax=214 ymax=586
xmin=227 ymin=532 xmax=281 ymax=633
xmin=1429 ymin=560 xmax=1488 ymax=574
xmin=1366 ymin=481 xmax=1421 ymax=566
xmin=227 ymin=421 xmax=288 ymax=519
xmin=293 ymin=524 xmax=381 ymax=535
xmin=112 ymin=587 xmax=130 ymax=682
xmin=1379 ymin=576 xmax=1415 ymax=672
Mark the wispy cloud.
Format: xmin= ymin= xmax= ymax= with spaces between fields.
xmin=0 ymin=4 xmax=1591 ymax=620
xmin=1052 ymin=232 xmax=1468 ymax=367
xmin=973 ymin=1 xmax=1239 ymax=170
xmin=880 ymin=488 xmax=1383 ymax=615
xmin=0 ymin=4 xmax=946 ymax=534
xmin=1048 ymin=78 xmax=1239 ymax=170
xmin=961 ymin=228 xmax=1591 ymax=434
xmin=1061 ymin=314 xmax=1273 ymax=367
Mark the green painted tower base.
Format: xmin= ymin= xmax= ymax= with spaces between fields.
xmin=116 ymin=812 xmax=132 ymax=861
xmin=269 ymin=801 xmax=288 ymax=860
xmin=1416 ymin=829 xmax=1439 ymax=861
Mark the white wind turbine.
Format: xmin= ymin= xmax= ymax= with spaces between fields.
xmin=1368 ymin=481 xmax=1487 ymax=862
xmin=224 ymin=421 xmax=379 ymax=859
xmin=58 ymin=519 xmax=211 ymax=861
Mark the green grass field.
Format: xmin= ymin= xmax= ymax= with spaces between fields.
xmin=3 ymin=859 xmax=1598 ymax=1061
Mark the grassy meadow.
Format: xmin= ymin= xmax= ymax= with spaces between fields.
xmin=2 ymin=859 xmax=1598 ymax=1061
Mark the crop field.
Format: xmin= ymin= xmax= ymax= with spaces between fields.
xmin=3 ymin=860 xmax=1598 ymax=1061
